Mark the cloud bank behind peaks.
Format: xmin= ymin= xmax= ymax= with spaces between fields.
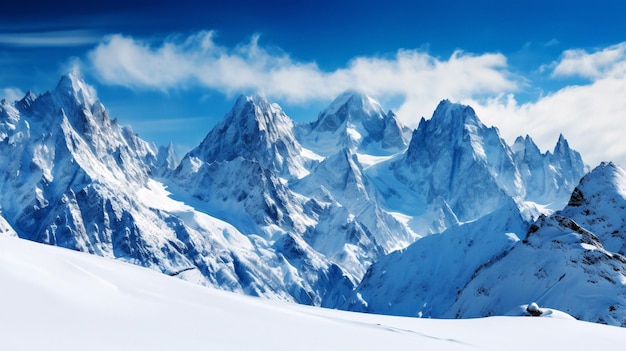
xmin=474 ymin=42 xmax=626 ymax=169
xmin=87 ymin=30 xmax=518 ymax=121
xmin=86 ymin=30 xmax=626 ymax=168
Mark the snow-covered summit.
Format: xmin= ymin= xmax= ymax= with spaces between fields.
xmin=54 ymin=71 xmax=98 ymax=109
xmin=154 ymin=142 xmax=180 ymax=176
xmin=405 ymin=99 xmax=504 ymax=165
xmin=318 ymin=89 xmax=385 ymax=123
xmin=512 ymin=135 xmax=542 ymax=162
xmin=427 ymin=99 xmax=482 ymax=132
xmin=554 ymin=133 xmax=573 ymax=157
xmin=393 ymin=99 xmax=519 ymax=223
xmin=559 ymin=161 xmax=626 ymax=254
xmin=18 ymin=90 xmax=38 ymax=109
xmin=298 ymin=90 xmax=408 ymax=156
xmin=188 ymin=94 xmax=309 ymax=178
xmin=362 ymin=98 xmax=588 ymax=240
xmin=513 ymin=133 xmax=587 ymax=208
xmin=551 ymin=133 xmax=588 ymax=193
xmin=0 ymin=74 xmax=160 ymax=255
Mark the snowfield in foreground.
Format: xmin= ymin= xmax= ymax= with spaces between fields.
xmin=1 ymin=236 xmax=625 ymax=350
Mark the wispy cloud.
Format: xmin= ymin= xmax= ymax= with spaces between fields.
xmin=87 ymin=30 xmax=519 ymax=122
xmin=0 ymin=87 xmax=25 ymax=102
xmin=550 ymin=43 xmax=626 ymax=80
xmin=543 ymin=38 xmax=560 ymax=47
xmin=0 ymin=30 xmax=102 ymax=47
xmin=126 ymin=116 xmax=212 ymax=133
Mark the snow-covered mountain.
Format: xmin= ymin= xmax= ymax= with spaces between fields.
xmin=0 ymin=73 xmax=157 ymax=255
xmin=390 ymin=100 xmax=520 ymax=222
xmin=349 ymin=162 xmax=626 ymax=326
xmin=170 ymin=95 xmax=388 ymax=282
xmin=0 ymin=74 xmax=356 ymax=307
xmin=560 ymin=162 xmax=626 ymax=255
xmin=5 ymin=73 xmax=621 ymax=328
xmin=296 ymin=90 xmax=409 ymax=156
xmin=368 ymin=100 xmax=586 ymax=235
xmin=187 ymin=94 xmax=314 ymax=179
xmin=344 ymin=196 xmax=528 ymax=317
xmin=512 ymin=133 xmax=587 ymax=208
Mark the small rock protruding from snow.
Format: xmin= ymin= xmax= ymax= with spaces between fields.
xmin=526 ymin=302 xmax=543 ymax=316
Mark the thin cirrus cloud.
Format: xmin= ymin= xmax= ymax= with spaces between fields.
xmin=0 ymin=30 xmax=102 ymax=47
xmin=0 ymin=87 xmax=25 ymax=102
xmin=87 ymin=30 xmax=519 ymax=124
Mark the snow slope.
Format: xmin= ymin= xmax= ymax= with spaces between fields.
xmin=345 ymin=197 xmax=528 ymax=317
xmin=447 ymin=213 xmax=626 ymax=325
xmin=2 ymin=235 xmax=626 ymax=351
xmin=560 ymin=161 xmax=626 ymax=254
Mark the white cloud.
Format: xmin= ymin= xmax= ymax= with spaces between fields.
xmin=87 ymin=31 xmax=626 ymax=169
xmin=551 ymin=43 xmax=626 ymax=80
xmin=470 ymin=50 xmax=626 ymax=169
xmin=87 ymin=31 xmax=518 ymax=123
xmin=0 ymin=87 xmax=25 ymax=102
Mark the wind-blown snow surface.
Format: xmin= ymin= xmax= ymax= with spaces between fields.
xmin=2 ymin=235 xmax=626 ymax=351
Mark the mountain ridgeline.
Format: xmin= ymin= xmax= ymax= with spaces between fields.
xmin=4 ymin=74 xmax=626 ymax=326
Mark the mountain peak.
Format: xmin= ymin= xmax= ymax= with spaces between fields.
xmin=22 ymin=90 xmax=37 ymax=102
xmin=302 ymin=90 xmax=406 ymax=155
xmin=406 ymin=99 xmax=489 ymax=162
xmin=430 ymin=99 xmax=481 ymax=129
xmin=155 ymin=142 xmax=180 ymax=174
xmin=235 ymin=93 xmax=269 ymax=108
xmin=323 ymin=89 xmax=382 ymax=116
xmin=572 ymin=161 xmax=625 ymax=196
xmin=230 ymin=94 xmax=288 ymax=127
xmin=188 ymin=94 xmax=306 ymax=177
xmin=512 ymin=134 xmax=541 ymax=159
xmin=18 ymin=90 xmax=38 ymax=109
xmin=554 ymin=133 xmax=570 ymax=155
xmin=560 ymin=161 xmax=626 ymax=254
xmin=54 ymin=72 xmax=97 ymax=109
xmin=549 ymin=133 xmax=587 ymax=176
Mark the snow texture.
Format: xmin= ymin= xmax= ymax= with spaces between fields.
xmin=2 ymin=235 xmax=626 ymax=351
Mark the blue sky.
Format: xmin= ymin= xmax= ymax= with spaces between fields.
xmin=2 ymin=0 xmax=626 ymax=167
